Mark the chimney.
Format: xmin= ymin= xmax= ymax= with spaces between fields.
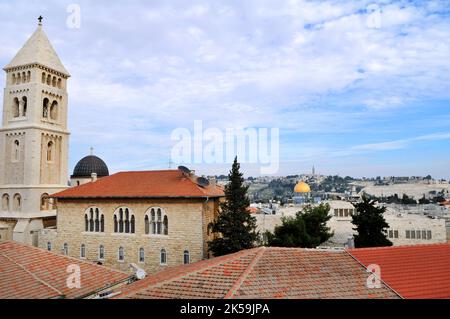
xmin=208 ymin=176 xmax=217 ymax=187
xmin=347 ymin=236 xmax=355 ymax=249
xmin=91 ymin=173 xmax=97 ymax=182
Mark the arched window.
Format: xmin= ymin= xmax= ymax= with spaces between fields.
xmin=42 ymin=98 xmax=49 ymax=118
xmin=160 ymin=249 xmax=167 ymax=265
xmin=47 ymin=74 xmax=51 ymax=85
xmin=17 ymin=73 xmax=21 ymax=84
xmin=144 ymin=215 xmax=149 ymax=234
xmin=47 ymin=141 xmax=53 ymax=162
xmin=114 ymin=207 xmax=134 ymax=234
xmin=2 ymin=194 xmax=9 ymax=211
xmin=21 ymin=96 xmax=27 ymax=117
xmin=139 ymin=248 xmax=145 ymax=263
xmin=12 ymin=74 xmax=16 ymax=85
xmin=40 ymin=193 xmax=50 ymax=210
xmin=47 ymin=242 xmax=52 ymax=251
xmin=12 ymin=97 xmax=19 ymax=118
xmin=99 ymin=245 xmax=105 ymax=260
xmin=12 ymin=140 xmax=20 ymax=162
xmin=183 ymin=250 xmax=190 ymax=265
xmin=52 ymin=76 xmax=57 ymax=87
xmin=145 ymin=207 xmax=168 ymax=235
xmin=100 ymin=214 xmax=105 ymax=232
xmin=13 ymin=194 xmax=21 ymax=212
xmin=63 ymin=243 xmax=69 ymax=255
xmin=22 ymin=72 xmax=26 ymax=83
xmin=57 ymin=78 xmax=62 ymax=89
xmin=84 ymin=207 xmax=104 ymax=233
xmin=80 ymin=244 xmax=86 ymax=258
xmin=50 ymin=101 xmax=58 ymax=120
xmin=118 ymin=247 xmax=124 ymax=262
xmin=27 ymin=71 xmax=31 ymax=82
xmin=84 ymin=214 xmax=88 ymax=232
xmin=41 ymin=72 xmax=46 ymax=84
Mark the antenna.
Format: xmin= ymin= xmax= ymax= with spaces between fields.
xmin=196 ymin=177 xmax=210 ymax=188
xmin=178 ymin=166 xmax=191 ymax=176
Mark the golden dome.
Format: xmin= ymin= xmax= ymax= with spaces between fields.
xmin=294 ymin=181 xmax=311 ymax=193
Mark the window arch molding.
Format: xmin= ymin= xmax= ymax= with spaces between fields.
xmin=84 ymin=206 xmax=105 ymax=233
xmin=144 ymin=207 xmax=168 ymax=236
xmin=113 ymin=206 xmax=135 ymax=234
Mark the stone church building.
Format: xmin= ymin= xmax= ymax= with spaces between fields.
xmin=0 ymin=21 xmax=70 ymax=244
xmin=0 ymin=20 xmax=225 ymax=273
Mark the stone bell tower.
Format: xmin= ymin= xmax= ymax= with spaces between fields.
xmin=0 ymin=18 xmax=70 ymax=245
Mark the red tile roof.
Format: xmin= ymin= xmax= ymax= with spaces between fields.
xmin=116 ymin=247 xmax=399 ymax=299
xmin=0 ymin=241 xmax=131 ymax=299
xmin=53 ymin=170 xmax=225 ymax=199
xmin=348 ymin=243 xmax=450 ymax=299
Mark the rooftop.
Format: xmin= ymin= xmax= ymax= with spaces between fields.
xmin=116 ymin=247 xmax=399 ymax=299
xmin=4 ymin=24 xmax=69 ymax=76
xmin=348 ymin=243 xmax=450 ymax=299
xmin=0 ymin=241 xmax=130 ymax=299
xmin=53 ymin=170 xmax=225 ymax=199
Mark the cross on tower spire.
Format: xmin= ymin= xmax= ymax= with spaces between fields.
xmin=90 ymin=147 xmax=94 ymax=156
xmin=38 ymin=16 xmax=43 ymax=25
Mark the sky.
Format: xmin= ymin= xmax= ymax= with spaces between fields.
xmin=0 ymin=0 xmax=450 ymax=179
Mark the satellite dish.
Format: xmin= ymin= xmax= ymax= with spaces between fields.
xmin=196 ymin=177 xmax=210 ymax=188
xmin=178 ymin=166 xmax=191 ymax=176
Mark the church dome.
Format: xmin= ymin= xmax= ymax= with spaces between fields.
xmin=71 ymin=155 xmax=109 ymax=178
xmin=294 ymin=181 xmax=311 ymax=193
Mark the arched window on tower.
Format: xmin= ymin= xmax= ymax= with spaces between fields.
xmin=12 ymin=98 xmax=20 ymax=118
xmin=12 ymin=74 xmax=16 ymax=85
xmin=47 ymin=74 xmax=51 ymax=85
xmin=16 ymin=73 xmax=21 ymax=85
xmin=62 ymin=243 xmax=68 ymax=255
xmin=21 ymin=96 xmax=27 ymax=117
xmin=50 ymin=101 xmax=58 ymax=120
xmin=52 ymin=76 xmax=57 ymax=87
xmin=1 ymin=194 xmax=9 ymax=211
xmin=42 ymin=72 xmax=46 ymax=84
xmin=27 ymin=71 xmax=31 ymax=82
xmin=57 ymin=78 xmax=62 ymax=89
xmin=40 ymin=193 xmax=50 ymax=211
xmin=13 ymin=194 xmax=21 ymax=212
xmin=42 ymin=98 xmax=49 ymax=118
xmin=12 ymin=140 xmax=20 ymax=162
xmin=47 ymin=141 xmax=54 ymax=162
xmin=22 ymin=72 xmax=26 ymax=83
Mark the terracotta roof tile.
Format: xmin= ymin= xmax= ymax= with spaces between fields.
xmin=0 ymin=241 xmax=131 ymax=299
xmin=52 ymin=170 xmax=224 ymax=199
xmin=117 ymin=247 xmax=399 ymax=299
xmin=348 ymin=243 xmax=450 ymax=299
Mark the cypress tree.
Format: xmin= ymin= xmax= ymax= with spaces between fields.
xmin=208 ymin=157 xmax=258 ymax=256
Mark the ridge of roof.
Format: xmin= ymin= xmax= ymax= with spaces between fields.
xmin=224 ymin=247 xmax=266 ymax=299
xmin=118 ymin=248 xmax=263 ymax=299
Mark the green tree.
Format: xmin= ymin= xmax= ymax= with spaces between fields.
xmin=208 ymin=157 xmax=258 ymax=256
xmin=352 ymin=197 xmax=392 ymax=248
xmin=267 ymin=203 xmax=333 ymax=248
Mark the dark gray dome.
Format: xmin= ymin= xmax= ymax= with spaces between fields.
xmin=71 ymin=155 xmax=109 ymax=178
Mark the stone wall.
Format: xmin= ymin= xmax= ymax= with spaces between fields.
xmin=39 ymin=197 xmax=221 ymax=274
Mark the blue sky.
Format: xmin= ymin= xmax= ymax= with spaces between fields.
xmin=1 ymin=0 xmax=450 ymax=178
